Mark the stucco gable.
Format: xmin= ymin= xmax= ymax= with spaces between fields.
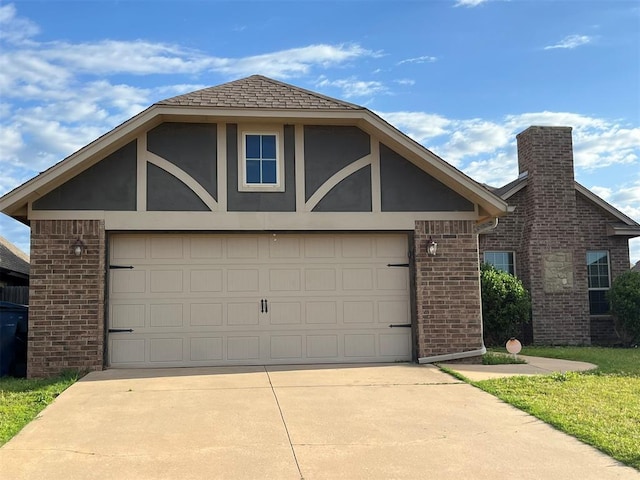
xmin=0 ymin=76 xmax=508 ymax=221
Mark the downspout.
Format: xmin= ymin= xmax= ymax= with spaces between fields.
xmin=418 ymin=217 xmax=499 ymax=364
xmin=418 ymin=346 xmax=487 ymax=364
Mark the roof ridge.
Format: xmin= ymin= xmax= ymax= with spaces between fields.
xmin=251 ymin=75 xmax=363 ymax=110
xmin=156 ymin=75 xmax=363 ymax=110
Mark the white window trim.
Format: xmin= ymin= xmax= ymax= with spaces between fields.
xmin=238 ymin=125 xmax=285 ymax=192
xmin=587 ymin=250 xmax=611 ymax=316
xmin=483 ymin=250 xmax=516 ymax=276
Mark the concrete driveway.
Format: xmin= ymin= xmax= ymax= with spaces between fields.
xmin=1 ymin=364 xmax=637 ymax=480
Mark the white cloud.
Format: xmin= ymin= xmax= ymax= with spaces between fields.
xmin=544 ymin=34 xmax=592 ymax=50
xmin=454 ymin=0 xmax=489 ymax=7
xmin=221 ymin=44 xmax=377 ymax=78
xmin=316 ymin=76 xmax=387 ymax=98
xmin=376 ymin=111 xmax=452 ymax=142
xmin=395 ymin=79 xmax=416 ymax=86
xmin=0 ymin=7 xmax=377 ymax=182
xmin=379 ymin=110 xmax=640 ymax=186
xmin=0 ymin=3 xmax=40 ymax=45
xmin=397 ymin=55 xmax=437 ymax=65
xmin=592 ymin=181 xmax=640 ymax=266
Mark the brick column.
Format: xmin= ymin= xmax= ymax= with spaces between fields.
xmin=414 ymin=220 xmax=484 ymax=359
xmin=517 ymin=126 xmax=590 ymax=345
xmin=28 ymin=220 xmax=106 ymax=377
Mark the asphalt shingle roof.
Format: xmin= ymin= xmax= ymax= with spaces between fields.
xmin=0 ymin=236 xmax=29 ymax=276
xmin=157 ymin=75 xmax=364 ymax=110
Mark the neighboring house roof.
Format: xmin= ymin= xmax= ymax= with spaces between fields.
xmin=0 ymin=235 xmax=30 ymax=277
xmin=0 ymin=75 xmax=509 ymax=222
xmin=485 ymin=173 xmax=640 ymax=237
xmin=633 ymin=261 xmax=640 ymax=272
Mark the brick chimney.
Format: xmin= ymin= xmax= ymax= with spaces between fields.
xmin=516 ymin=126 xmax=590 ymax=345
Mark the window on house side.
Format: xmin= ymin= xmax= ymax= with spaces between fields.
xmin=244 ymin=133 xmax=278 ymax=185
xmin=483 ymin=251 xmax=516 ymax=275
xmin=587 ymin=250 xmax=610 ymax=315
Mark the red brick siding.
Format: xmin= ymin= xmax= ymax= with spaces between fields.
xmin=479 ymin=126 xmax=632 ymax=345
xmin=414 ymin=220 xmax=484 ymax=359
xmin=28 ymin=220 xmax=105 ymax=377
xmin=576 ymin=192 xmax=633 ymax=344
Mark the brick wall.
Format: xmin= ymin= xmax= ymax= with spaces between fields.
xmin=28 ymin=220 xmax=105 ymax=377
xmin=576 ymin=193 xmax=633 ymax=344
xmin=517 ymin=126 xmax=590 ymax=345
xmin=414 ymin=220 xmax=484 ymax=359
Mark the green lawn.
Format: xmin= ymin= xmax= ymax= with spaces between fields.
xmin=476 ymin=347 xmax=640 ymax=470
xmin=0 ymin=372 xmax=78 ymax=446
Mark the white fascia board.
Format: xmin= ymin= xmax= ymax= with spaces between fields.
xmin=0 ymin=104 xmax=509 ymax=219
xmin=0 ymin=105 xmax=160 ymax=215
xmin=358 ymin=111 xmax=509 ymax=217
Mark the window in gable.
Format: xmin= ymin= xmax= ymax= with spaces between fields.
xmin=239 ymin=129 xmax=284 ymax=192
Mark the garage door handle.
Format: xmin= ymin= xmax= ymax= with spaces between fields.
xmin=265 ymin=299 xmax=268 ymax=313
xmin=260 ymin=299 xmax=264 ymax=313
xmin=388 ymin=324 xmax=411 ymax=328
xmin=108 ymin=328 xmax=134 ymax=333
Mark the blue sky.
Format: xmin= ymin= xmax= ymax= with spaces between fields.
xmin=1 ymin=0 xmax=639 ymax=264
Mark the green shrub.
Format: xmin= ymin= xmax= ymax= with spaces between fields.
xmin=480 ymin=263 xmax=531 ymax=346
xmin=608 ymin=271 xmax=640 ymax=345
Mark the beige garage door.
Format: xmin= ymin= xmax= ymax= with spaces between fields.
xmin=108 ymin=233 xmax=412 ymax=367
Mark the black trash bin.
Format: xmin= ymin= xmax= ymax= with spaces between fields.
xmin=0 ymin=301 xmax=29 ymax=377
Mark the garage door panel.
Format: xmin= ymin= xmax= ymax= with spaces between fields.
xmin=228 ymin=303 xmax=259 ymax=326
xmin=305 ymin=301 xmax=337 ymax=324
xmin=111 ymin=304 xmax=145 ymax=328
xmin=150 ymin=270 xmax=183 ymax=293
xmin=304 ymin=237 xmax=335 ymax=258
xmin=149 ymin=303 xmax=183 ymax=328
xmin=111 ymin=235 xmax=147 ymax=260
xmin=342 ymin=268 xmax=373 ymax=290
xmin=307 ymin=335 xmax=339 ymax=358
xmin=378 ymin=300 xmax=410 ymax=324
xmin=344 ymin=334 xmax=376 ymax=357
xmin=190 ymin=303 xmax=223 ymax=326
xmin=343 ymin=301 xmax=374 ymax=324
xmin=190 ymin=269 xmax=223 ymax=292
xmin=271 ymin=335 xmax=303 ymax=359
xmin=190 ymin=337 xmax=223 ymax=361
xmin=111 ymin=338 xmax=145 ymax=364
xmin=109 ymin=233 xmax=412 ymax=367
xmin=379 ymin=334 xmax=411 ymax=357
xmin=375 ymin=236 xmax=408 ymax=257
xmin=305 ymin=269 xmax=337 ymax=291
xmin=269 ymin=269 xmax=301 ymax=291
xmin=149 ymin=338 xmax=183 ymax=362
xmin=377 ymin=268 xmax=409 ymax=290
xmin=227 ymin=269 xmax=259 ymax=292
xmin=269 ymin=302 xmax=302 ymax=325
xmin=269 ymin=236 xmax=301 ymax=258
xmin=151 ymin=237 xmax=184 ymax=259
xmin=227 ymin=237 xmax=259 ymax=258
xmin=190 ymin=236 xmax=223 ymax=259
xmin=112 ymin=270 xmax=146 ymax=294
xmin=342 ymin=236 xmax=373 ymax=258
xmin=227 ymin=336 xmax=260 ymax=360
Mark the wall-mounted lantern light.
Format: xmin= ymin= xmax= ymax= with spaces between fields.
xmin=72 ymin=238 xmax=85 ymax=256
xmin=426 ymin=236 xmax=438 ymax=256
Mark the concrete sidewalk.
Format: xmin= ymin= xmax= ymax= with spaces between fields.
xmin=440 ymin=354 xmax=597 ymax=381
xmin=1 ymin=363 xmax=636 ymax=480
